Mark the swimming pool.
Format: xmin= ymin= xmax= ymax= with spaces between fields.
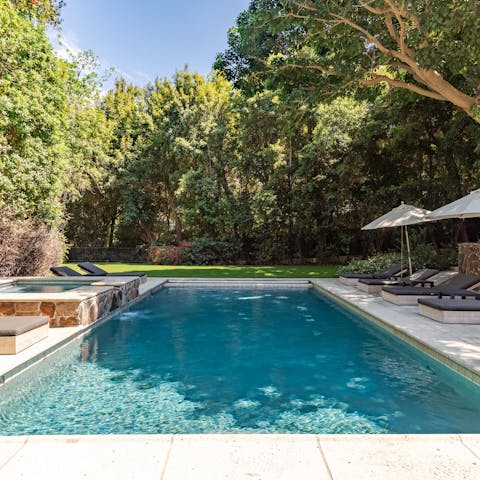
xmin=0 ymin=286 xmax=479 ymax=435
xmin=0 ymin=281 xmax=88 ymax=294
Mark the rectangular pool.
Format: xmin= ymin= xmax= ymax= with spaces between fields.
xmin=0 ymin=286 xmax=480 ymax=435
xmin=0 ymin=281 xmax=88 ymax=294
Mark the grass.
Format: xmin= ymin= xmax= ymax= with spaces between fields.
xmin=65 ymin=263 xmax=340 ymax=278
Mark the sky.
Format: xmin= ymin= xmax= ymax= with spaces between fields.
xmin=49 ymin=0 xmax=251 ymax=87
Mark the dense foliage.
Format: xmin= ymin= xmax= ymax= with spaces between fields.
xmin=1 ymin=0 xmax=480 ymax=268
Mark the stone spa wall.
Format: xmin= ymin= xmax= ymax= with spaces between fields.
xmin=0 ymin=278 xmax=140 ymax=327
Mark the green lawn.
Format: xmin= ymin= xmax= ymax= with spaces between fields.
xmin=65 ymin=263 xmax=340 ymax=278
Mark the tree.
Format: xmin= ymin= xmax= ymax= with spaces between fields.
xmin=11 ymin=0 xmax=65 ymax=25
xmin=0 ymin=0 xmax=70 ymax=223
xmin=217 ymin=0 xmax=480 ymax=123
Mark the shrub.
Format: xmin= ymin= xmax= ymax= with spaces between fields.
xmin=339 ymin=253 xmax=402 ymax=274
xmin=410 ymin=244 xmax=457 ymax=270
xmin=255 ymin=238 xmax=290 ymax=264
xmin=0 ymin=210 xmax=65 ymax=276
xmin=340 ymin=245 xmax=458 ymax=275
xmin=147 ymin=241 xmax=192 ymax=265
xmin=183 ymin=237 xmax=241 ymax=265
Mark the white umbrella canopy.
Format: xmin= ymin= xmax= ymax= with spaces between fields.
xmin=362 ymin=203 xmax=432 ymax=230
xmin=427 ymin=188 xmax=480 ymax=220
xmin=362 ymin=203 xmax=432 ymax=276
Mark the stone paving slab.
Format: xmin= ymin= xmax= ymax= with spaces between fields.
xmin=320 ymin=434 xmax=480 ymax=480
xmin=164 ymin=434 xmax=331 ymax=480
xmin=0 ymin=434 xmax=479 ymax=479
xmin=0 ymin=435 xmax=171 ymax=480
xmin=312 ymin=279 xmax=480 ymax=380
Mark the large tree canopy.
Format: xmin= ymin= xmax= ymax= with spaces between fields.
xmin=1 ymin=0 xmax=479 ymax=265
xmin=216 ymin=0 xmax=480 ymax=122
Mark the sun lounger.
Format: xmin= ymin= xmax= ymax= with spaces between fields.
xmin=357 ymin=268 xmax=439 ymax=294
xmin=418 ymin=297 xmax=480 ymax=323
xmin=0 ymin=316 xmax=49 ymax=354
xmin=50 ymin=266 xmax=96 ymax=277
xmin=77 ymin=262 xmax=146 ymax=279
xmin=339 ymin=263 xmax=406 ymax=286
xmin=381 ymin=273 xmax=480 ymax=305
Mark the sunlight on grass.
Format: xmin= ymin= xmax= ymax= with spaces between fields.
xmin=65 ymin=263 xmax=340 ymax=278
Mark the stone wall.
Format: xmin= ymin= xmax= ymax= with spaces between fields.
xmin=458 ymin=243 xmax=480 ymax=275
xmin=0 ymin=279 xmax=140 ymax=327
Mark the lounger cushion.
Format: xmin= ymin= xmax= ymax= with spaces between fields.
xmin=341 ymin=273 xmax=386 ymax=279
xmin=383 ymin=273 xmax=480 ymax=296
xmin=359 ymin=268 xmax=439 ymax=287
xmin=418 ymin=298 xmax=480 ymax=311
xmin=437 ymin=274 xmax=480 ymax=290
xmin=50 ymin=266 xmax=83 ymax=277
xmin=0 ymin=316 xmax=49 ymax=336
xmin=78 ymin=262 xmax=146 ymax=277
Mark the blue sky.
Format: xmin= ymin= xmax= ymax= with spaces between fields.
xmin=50 ymin=0 xmax=250 ymax=87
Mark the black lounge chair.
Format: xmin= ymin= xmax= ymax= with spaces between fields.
xmin=77 ymin=262 xmax=146 ymax=278
xmin=418 ymin=296 xmax=480 ymax=323
xmin=339 ymin=263 xmax=406 ymax=285
xmin=381 ymin=273 xmax=480 ymax=305
xmin=50 ymin=266 xmax=96 ymax=277
xmin=357 ymin=268 xmax=439 ymax=294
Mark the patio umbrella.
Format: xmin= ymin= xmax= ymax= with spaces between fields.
xmin=427 ymin=188 xmax=480 ymax=220
xmin=362 ymin=203 xmax=432 ymax=276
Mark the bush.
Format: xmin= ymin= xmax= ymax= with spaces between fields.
xmin=0 ymin=210 xmax=65 ymax=276
xmin=255 ymin=238 xmax=290 ymax=264
xmin=339 ymin=253 xmax=402 ymax=274
xmin=183 ymin=237 xmax=241 ymax=265
xmin=340 ymin=245 xmax=458 ymax=275
xmin=147 ymin=241 xmax=191 ymax=265
xmin=410 ymin=243 xmax=457 ymax=270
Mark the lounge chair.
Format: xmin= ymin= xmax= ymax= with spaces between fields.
xmin=77 ymin=262 xmax=146 ymax=279
xmin=357 ymin=268 xmax=439 ymax=294
xmin=418 ymin=295 xmax=480 ymax=323
xmin=339 ymin=263 xmax=406 ymax=286
xmin=50 ymin=266 xmax=96 ymax=277
xmin=381 ymin=273 xmax=480 ymax=306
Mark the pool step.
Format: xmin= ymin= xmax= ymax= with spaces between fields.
xmin=0 ymin=316 xmax=49 ymax=355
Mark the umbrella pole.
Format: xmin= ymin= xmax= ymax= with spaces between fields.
xmin=400 ymin=225 xmax=404 ymax=277
xmin=405 ymin=225 xmax=413 ymax=276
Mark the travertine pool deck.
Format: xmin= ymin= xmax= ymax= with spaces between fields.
xmin=1 ymin=277 xmax=480 ymax=479
xmin=0 ymin=434 xmax=479 ymax=479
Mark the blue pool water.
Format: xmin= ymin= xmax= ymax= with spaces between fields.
xmin=0 ymin=287 xmax=480 ymax=435
xmin=0 ymin=281 xmax=87 ymax=294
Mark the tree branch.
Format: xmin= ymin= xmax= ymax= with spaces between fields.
xmin=360 ymin=75 xmax=447 ymax=101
